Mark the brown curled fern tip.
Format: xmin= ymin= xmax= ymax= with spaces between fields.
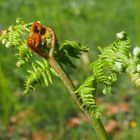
xmin=27 ymin=22 xmax=57 ymax=58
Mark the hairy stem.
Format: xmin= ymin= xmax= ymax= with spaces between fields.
xmin=47 ymin=56 xmax=108 ymax=140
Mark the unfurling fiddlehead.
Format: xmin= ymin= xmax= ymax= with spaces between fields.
xmin=0 ymin=19 xmax=56 ymax=94
xmin=0 ymin=19 xmax=88 ymax=94
xmin=27 ymin=22 xmax=57 ymax=58
xmin=76 ymin=31 xmax=140 ymax=118
xmin=89 ymin=31 xmax=130 ymax=95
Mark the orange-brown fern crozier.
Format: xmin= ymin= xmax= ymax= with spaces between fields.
xmin=27 ymin=22 xmax=56 ymax=57
xmin=27 ymin=22 xmax=45 ymax=54
xmin=42 ymin=26 xmax=57 ymax=57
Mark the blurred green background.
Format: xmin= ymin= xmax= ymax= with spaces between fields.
xmin=0 ymin=0 xmax=140 ymax=139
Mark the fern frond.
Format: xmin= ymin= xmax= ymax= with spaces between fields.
xmin=56 ymin=40 xmax=89 ymax=68
xmin=75 ymin=76 xmax=101 ymax=118
xmin=127 ymin=46 xmax=140 ymax=87
xmin=0 ymin=19 xmax=28 ymax=48
xmin=16 ymin=41 xmax=32 ymax=67
xmin=24 ymin=59 xmax=52 ymax=94
xmin=0 ymin=18 xmax=32 ymax=66
xmin=89 ymin=32 xmax=130 ymax=94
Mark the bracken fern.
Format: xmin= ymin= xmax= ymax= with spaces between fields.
xmin=1 ymin=18 xmax=140 ymax=140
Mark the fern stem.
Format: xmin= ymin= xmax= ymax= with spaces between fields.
xmin=92 ymin=79 xmax=108 ymax=140
xmin=47 ymin=56 xmax=108 ymax=140
xmin=47 ymin=57 xmax=77 ymax=100
xmin=91 ymin=117 xmax=108 ymax=140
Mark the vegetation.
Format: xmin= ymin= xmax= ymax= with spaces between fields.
xmin=0 ymin=0 xmax=140 ymax=140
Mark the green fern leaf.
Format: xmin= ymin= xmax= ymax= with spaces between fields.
xmin=56 ymin=40 xmax=89 ymax=68
xmin=75 ymin=76 xmax=100 ymax=118
xmin=0 ymin=18 xmax=32 ymax=67
xmin=24 ymin=59 xmax=52 ymax=94
xmin=89 ymin=32 xmax=130 ymax=95
xmin=16 ymin=41 xmax=32 ymax=67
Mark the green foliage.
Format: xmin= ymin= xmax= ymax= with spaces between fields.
xmin=75 ymin=76 xmax=101 ymax=118
xmin=0 ymin=18 xmax=29 ymax=48
xmin=24 ymin=59 xmax=53 ymax=94
xmin=76 ymin=31 xmax=140 ymax=118
xmin=56 ymin=40 xmax=89 ymax=68
xmin=16 ymin=41 xmax=32 ymax=67
xmin=0 ymin=18 xmax=32 ymax=68
xmin=1 ymin=18 xmax=140 ymax=121
xmin=0 ymin=19 xmax=89 ymax=94
xmin=89 ymin=31 xmax=130 ymax=95
xmin=0 ymin=0 xmax=139 ymax=139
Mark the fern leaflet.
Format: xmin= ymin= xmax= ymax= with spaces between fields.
xmin=24 ymin=59 xmax=52 ymax=94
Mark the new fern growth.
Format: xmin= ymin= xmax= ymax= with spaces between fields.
xmin=0 ymin=18 xmax=87 ymax=94
xmin=1 ymin=18 xmax=140 ymax=140
xmin=76 ymin=31 xmax=140 ymax=118
xmin=56 ymin=40 xmax=88 ymax=68
xmin=16 ymin=41 xmax=32 ymax=67
xmin=24 ymin=59 xmax=52 ymax=94
xmin=75 ymin=76 xmax=101 ymax=118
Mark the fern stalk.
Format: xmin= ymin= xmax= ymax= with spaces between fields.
xmin=47 ymin=56 xmax=108 ymax=140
